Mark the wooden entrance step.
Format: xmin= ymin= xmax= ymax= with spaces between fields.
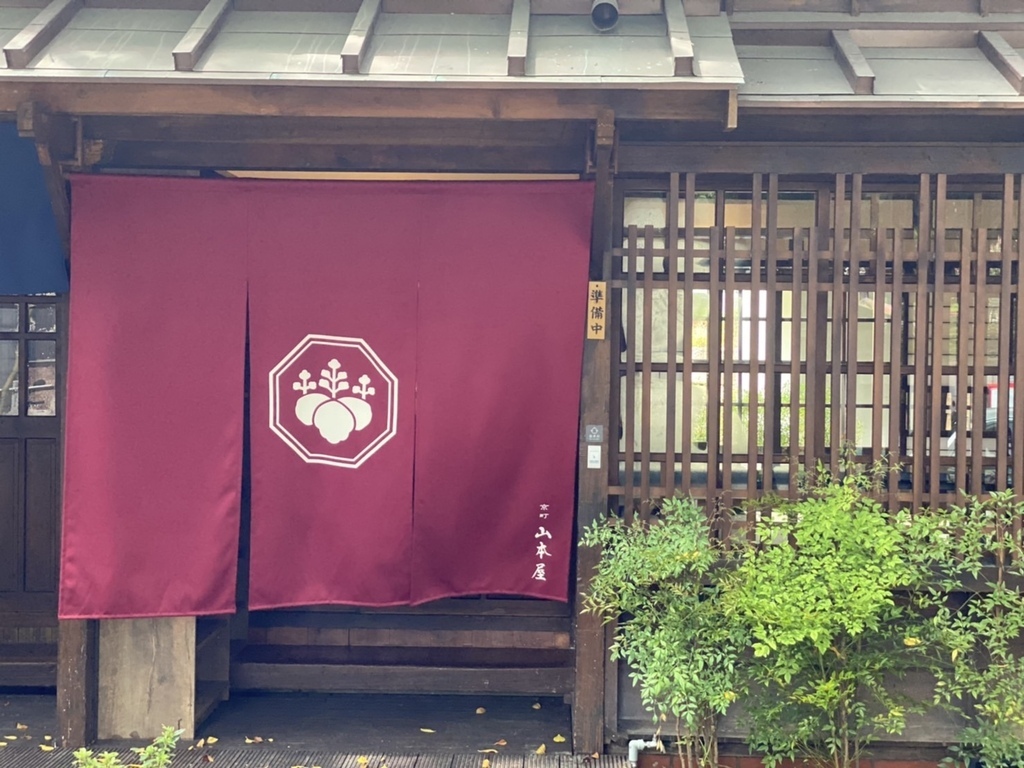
xmin=234 ymin=604 xmax=574 ymax=697
xmin=0 ymin=643 xmax=57 ymax=687
xmin=231 ymin=658 xmax=574 ymax=696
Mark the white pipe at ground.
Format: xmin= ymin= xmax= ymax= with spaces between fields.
xmin=627 ymin=738 xmax=661 ymax=768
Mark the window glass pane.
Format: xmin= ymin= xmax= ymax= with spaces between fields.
xmin=28 ymin=304 xmax=56 ymax=333
xmin=0 ymin=341 xmax=18 ymax=415
xmin=0 ymin=304 xmax=17 ymax=332
xmin=27 ymin=340 xmax=56 ymax=416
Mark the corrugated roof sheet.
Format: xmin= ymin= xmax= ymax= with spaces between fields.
xmin=1 ymin=4 xmax=1024 ymax=106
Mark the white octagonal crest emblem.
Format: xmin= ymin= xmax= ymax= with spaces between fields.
xmin=269 ymin=334 xmax=398 ymax=468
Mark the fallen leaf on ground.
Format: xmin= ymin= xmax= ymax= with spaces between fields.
xmin=0 ymin=742 xmax=6 ymax=748
xmin=206 ymin=737 xmax=218 ymax=745
xmin=39 ymin=744 xmax=55 ymax=752
xmin=252 ymin=736 xmax=264 ymax=743
xmin=268 ymin=738 xmax=275 ymax=742
xmin=244 ymin=738 xmax=254 ymax=744
xmin=196 ymin=738 xmax=205 ymax=749
xmin=494 ymin=739 xmax=507 ymax=746
xmin=553 ymin=734 xmax=566 ymax=743
xmin=531 ymin=703 xmax=541 ymax=710
xmin=482 ymin=759 xmax=491 ymax=768
xmin=4 ymin=735 xmax=17 ymax=740
xmin=357 ymin=756 xmax=369 ymax=765
xmin=477 ymin=748 xmax=498 ymax=754
xmin=420 ymin=728 xmax=436 ymax=733
xmin=535 ymin=744 xmax=547 ymax=755
xmin=203 ymin=755 xmax=214 ymax=763
xmin=591 ymin=753 xmax=600 ymax=759
xmin=475 ymin=707 xmax=486 ymax=715
xmin=43 ymin=735 xmax=52 ymax=741
xmin=15 ymin=723 xmax=27 ymax=730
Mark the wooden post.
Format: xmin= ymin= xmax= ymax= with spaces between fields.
xmin=573 ymin=112 xmax=614 ymax=756
xmin=58 ymin=619 xmax=98 ymax=748
xmin=16 ymin=102 xmax=71 ymax=261
xmin=98 ymin=618 xmax=196 ymax=740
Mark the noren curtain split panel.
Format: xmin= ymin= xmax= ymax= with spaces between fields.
xmin=59 ymin=176 xmax=593 ymax=619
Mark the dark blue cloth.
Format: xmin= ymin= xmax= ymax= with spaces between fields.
xmin=0 ymin=122 xmax=68 ymax=295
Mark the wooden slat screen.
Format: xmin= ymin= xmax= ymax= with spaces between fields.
xmin=610 ymin=173 xmax=1023 ymax=527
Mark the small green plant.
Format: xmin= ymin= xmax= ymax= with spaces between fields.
xmin=581 ymin=496 xmax=745 ymax=768
xmin=917 ymin=490 xmax=1024 ymax=768
xmin=722 ymin=462 xmax=942 ymax=768
xmin=72 ymin=726 xmax=182 ymax=768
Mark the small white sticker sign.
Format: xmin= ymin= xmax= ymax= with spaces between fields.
xmin=587 ymin=444 xmax=602 ymax=469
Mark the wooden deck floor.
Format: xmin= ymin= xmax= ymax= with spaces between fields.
xmin=0 ymin=692 xmax=587 ymax=768
xmin=0 ymin=747 xmax=622 ymax=768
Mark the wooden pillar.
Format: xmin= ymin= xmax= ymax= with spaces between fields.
xmin=573 ymin=112 xmax=615 ymax=755
xmin=58 ymin=619 xmax=98 ymax=748
xmin=98 ymin=617 xmax=196 ymax=740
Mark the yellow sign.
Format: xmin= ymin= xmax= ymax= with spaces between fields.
xmin=586 ymin=281 xmax=607 ymax=340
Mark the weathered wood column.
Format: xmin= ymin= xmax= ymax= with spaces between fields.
xmin=58 ymin=619 xmax=98 ymax=748
xmin=97 ymin=618 xmax=196 ymax=740
xmin=573 ymin=111 xmax=615 ymax=755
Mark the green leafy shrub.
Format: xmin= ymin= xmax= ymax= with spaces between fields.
xmin=72 ymin=726 xmax=181 ymax=768
xmin=581 ymin=496 xmax=746 ymax=768
xmin=722 ymin=465 xmax=942 ymax=768
xmin=583 ymin=455 xmax=1024 ymax=768
xmin=916 ymin=491 xmax=1024 ymax=768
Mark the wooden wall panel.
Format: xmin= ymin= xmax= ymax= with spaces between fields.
xmin=25 ymin=438 xmax=59 ymax=593
xmin=0 ymin=440 xmax=22 ymax=592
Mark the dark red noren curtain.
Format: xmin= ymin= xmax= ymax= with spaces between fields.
xmin=60 ymin=176 xmax=247 ymax=619
xmin=247 ymin=181 xmax=592 ymax=607
xmin=246 ymin=183 xmax=419 ymax=609
xmin=61 ymin=177 xmax=592 ymax=617
xmin=411 ymin=183 xmax=593 ymax=602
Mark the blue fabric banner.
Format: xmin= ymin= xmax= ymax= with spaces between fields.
xmin=0 ymin=123 xmax=68 ymax=295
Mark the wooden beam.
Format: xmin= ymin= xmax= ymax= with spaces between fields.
xmin=94 ymin=139 xmax=586 ymax=173
xmin=16 ymin=102 xmax=71 ymax=258
xmin=3 ymin=0 xmax=81 ymax=69
xmin=618 ymin=142 xmax=1024 ymax=174
xmin=58 ymin=620 xmax=98 ymax=749
xmin=663 ymin=0 xmax=694 ymax=77
xmin=172 ymin=0 xmax=233 ymax=72
xmin=507 ymin=0 xmax=529 ymax=77
xmin=82 ymin=115 xmax=590 ymax=148
xmin=341 ymin=0 xmax=382 ymax=74
xmin=979 ymin=31 xmax=1024 ymax=94
xmin=0 ymin=82 xmax=731 ymax=122
xmin=831 ymin=30 xmax=874 ymax=95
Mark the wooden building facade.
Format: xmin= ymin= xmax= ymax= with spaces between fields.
xmin=3 ymin=0 xmax=1024 ymax=757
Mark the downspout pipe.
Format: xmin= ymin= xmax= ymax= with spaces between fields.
xmin=627 ymin=738 xmax=662 ymax=768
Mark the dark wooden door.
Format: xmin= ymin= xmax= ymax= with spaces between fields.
xmin=0 ymin=297 xmax=63 ymax=684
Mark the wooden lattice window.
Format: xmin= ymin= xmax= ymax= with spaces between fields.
xmin=610 ymin=173 xmax=1023 ymax=530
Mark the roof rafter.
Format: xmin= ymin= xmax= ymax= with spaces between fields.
xmin=979 ymin=30 xmax=1024 ymax=94
xmin=507 ymin=0 xmax=530 ymax=77
xmin=3 ymin=0 xmax=80 ymax=69
xmin=663 ymin=0 xmax=694 ymax=77
xmin=172 ymin=0 xmax=233 ymax=72
xmin=831 ymin=30 xmax=874 ymax=95
xmin=341 ymin=0 xmax=382 ymax=75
